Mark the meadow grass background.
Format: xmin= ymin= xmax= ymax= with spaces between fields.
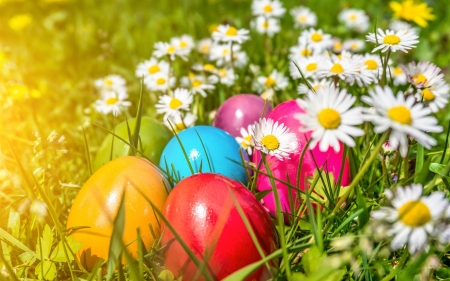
xmin=2 ymin=0 xmax=450 ymax=280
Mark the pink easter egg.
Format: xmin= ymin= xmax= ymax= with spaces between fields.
xmin=213 ymin=94 xmax=272 ymax=138
xmin=252 ymin=100 xmax=351 ymax=223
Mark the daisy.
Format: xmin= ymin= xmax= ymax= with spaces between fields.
xmin=135 ymin=58 xmax=169 ymax=79
xmin=288 ymin=43 xmax=315 ymax=62
xmin=402 ymin=61 xmax=445 ymax=89
xmin=94 ymin=74 xmax=126 ymax=93
xmin=197 ymin=38 xmax=213 ymax=56
xmin=297 ymin=78 xmax=332 ymax=95
xmin=209 ymin=43 xmax=247 ymax=67
xmin=192 ymin=63 xmax=217 ymax=75
xmin=257 ymin=70 xmax=288 ymax=91
xmin=291 ymin=6 xmax=317 ymax=28
xmin=366 ymin=28 xmax=419 ymax=53
xmin=170 ymin=34 xmax=195 ymax=57
xmin=338 ymin=9 xmax=370 ymax=33
xmin=153 ymin=41 xmax=186 ymax=61
xmin=295 ymin=84 xmax=365 ymax=152
xmin=342 ymin=39 xmax=365 ymax=52
xmin=235 ymin=125 xmax=254 ymax=156
xmin=362 ymin=85 xmax=442 ymax=157
xmin=316 ymin=55 xmax=360 ymax=82
xmin=251 ymin=0 xmax=286 ymax=18
xmin=155 ymin=88 xmax=193 ymax=118
xmin=251 ymin=118 xmax=298 ymax=160
xmin=415 ymin=80 xmax=450 ymax=113
xmin=331 ymin=38 xmax=343 ymax=53
xmin=145 ymin=72 xmax=175 ymax=92
xmin=95 ymin=91 xmax=131 ymax=116
xmin=389 ymin=65 xmax=408 ymax=85
xmin=352 ymin=54 xmax=382 ymax=86
xmin=232 ymin=48 xmax=249 ymax=68
xmin=212 ymin=24 xmax=249 ymax=44
xmin=289 ymin=56 xmax=322 ymax=79
xmin=298 ymin=28 xmax=333 ymax=53
xmin=251 ymin=16 xmax=280 ymax=37
xmin=181 ymin=74 xmax=215 ymax=97
xmin=216 ymin=68 xmax=236 ymax=86
xmin=389 ymin=20 xmax=417 ymax=35
xmin=371 ymin=184 xmax=448 ymax=253
xmin=163 ymin=112 xmax=197 ymax=133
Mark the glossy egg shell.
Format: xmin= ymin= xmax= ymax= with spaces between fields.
xmin=93 ymin=117 xmax=172 ymax=171
xmin=66 ymin=156 xmax=170 ymax=269
xmin=159 ymin=125 xmax=249 ymax=184
xmin=162 ymin=173 xmax=278 ymax=280
xmin=213 ymin=94 xmax=272 ymax=138
xmin=253 ymin=101 xmax=351 ymax=221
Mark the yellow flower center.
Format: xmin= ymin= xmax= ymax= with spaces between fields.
xmin=263 ymin=4 xmax=273 ymax=12
xmin=218 ymin=69 xmax=227 ymax=77
xmin=167 ymin=45 xmax=175 ymax=53
xmin=364 ymin=59 xmax=378 ymax=70
xmin=388 ymin=106 xmax=412 ymax=125
xmin=201 ymin=45 xmax=210 ymax=53
xmin=398 ymin=200 xmax=431 ymax=227
xmin=241 ymin=135 xmax=252 ymax=149
xmin=422 ymin=89 xmax=435 ymax=101
xmin=226 ymin=26 xmax=237 ymax=36
xmin=192 ymin=79 xmax=202 ymax=88
xmin=104 ymin=79 xmax=113 ymax=86
xmin=265 ymin=77 xmax=276 ymax=87
xmin=222 ymin=49 xmax=229 ymax=55
xmin=351 ymin=43 xmax=358 ymax=50
xmin=204 ymin=64 xmax=216 ymax=72
xmin=106 ymin=97 xmax=118 ymax=105
xmin=148 ymin=65 xmax=160 ymax=74
xmin=330 ymin=63 xmax=344 ymax=74
xmin=311 ymin=32 xmax=323 ymax=42
xmin=301 ymin=48 xmax=312 ymax=57
xmin=349 ymin=14 xmax=357 ymax=21
xmin=393 ymin=67 xmax=403 ymax=75
xmin=175 ymin=122 xmax=186 ymax=131
xmin=383 ymin=34 xmax=401 ymax=45
xmin=180 ymin=41 xmax=188 ymax=48
xmin=169 ymin=98 xmax=182 ymax=109
xmin=297 ymin=15 xmax=307 ymax=23
xmin=318 ymin=108 xmax=341 ymax=129
xmin=263 ymin=20 xmax=269 ymax=28
xmin=306 ymin=63 xmax=317 ymax=71
xmin=156 ymin=78 xmax=166 ymax=85
xmin=334 ymin=42 xmax=342 ymax=51
xmin=261 ymin=134 xmax=279 ymax=150
xmin=413 ymin=73 xmax=428 ymax=86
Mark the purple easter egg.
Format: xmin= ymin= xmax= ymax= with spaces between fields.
xmin=213 ymin=94 xmax=272 ymax=138
xmin=252 ymin=100 xmax=351 ymax=223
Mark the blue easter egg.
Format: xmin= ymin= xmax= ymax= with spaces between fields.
xmin=159 ymin=126 xmax=249 ymax=184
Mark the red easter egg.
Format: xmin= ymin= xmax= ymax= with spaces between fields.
xmin=161 ymin=173 xmax=278 ymax=280
xmin=253 ymin=100 xmax=351 ymax=222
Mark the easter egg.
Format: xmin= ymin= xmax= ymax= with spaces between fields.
xmin=162 ymin=173 xmax=278 ymax=280
xmin=66 ymin=156 xmax=170 ymax=269
xmin=213 ymin=94 xmax=272 ymax=138
xmin=93 ymin=117 xmax=171 ymax=171
xmin=253 ymin=101 xmax=351 ymax=221
xmin=159 ymin=125 xmax=249 ymax=184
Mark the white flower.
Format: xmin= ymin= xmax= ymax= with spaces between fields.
xmin=215 ymin=68 xmax=236 ymax=86
xmin=251 ymin=118 xmax=298 ymax=160
xmin=170 ymin=34 xmax=195 ymax=57
xmin=94 ymin=74 xmax=126 ymax=93
xmin=402 ymin=61 xmax=445 ymax=89
xmin=153 ymin=41 xmax=186 ymax=61
xmin=371 ymin=184 xmax=448 ymax=253
xmin=362 ymin=85 xmax=443 ymax=157
xmin=144 ymin=72 xmax=175 ymax=92
xmin=289 ymin=43 xmax=315 ymax=62
xmin=295 ymin=84 xmax=364 ymax=152
xmin=297 ymin=78 xmax=332 ymax=95
xmin=155 ymin=88 xmax=193 ymax=118
xmin=316 ymin=55 xmax=360 ymax=82
xmin=235 ymin=125 xmax=254 ymax=155
xmin=338 ymin=9 xmax=370 ymax=33
xmin=257 ymin=70 xmax=288 ymax=91
xmin=251 ymin=16 xmax=280 ymax=37
xmin=251 ymin=0 xmax=286 ymax=18
xmin=135 ymin=58 xmax=169 ymax=79
xmin=342 ymin=39 xmax=365 ymax=52
xmin=197 ymin=38 xmax=213 ymax=55
xmin=298 ymin=28 xmax=333 ymax=53
xmin=291 ymin=6 xmax=317 ymax=28
xmin=95 ymin=90 xmax=131 ymax=116
xmin=290 ymin=56 xmax=322 ymax=79
xmin=209 ymin=43 xmax=247 ymax=67
xmin=390 ymin=65 xmax=408 ymax=85
xmin=415 ymin=80 xmax=450 ymax=113
xmin=181 ymin=74 xmax=215 ymax=97
xmin=163 ymin=112 xmax=197 ymax=133
xmin=389 ymin=20 xmax=417 ymax=35
xmin=212 ymin=24 xmax=249 ymax=44
xmin=366 ymin=28 xmax=419 ymax=53
xmin=351 ymin=54 xmax=381 ymax=86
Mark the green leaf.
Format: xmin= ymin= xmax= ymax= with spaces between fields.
xmin=255 ymin=190 xmax=272 ymax=201
xmin=302 ymin=245 xmax=325 ymax=275
xmin=50 ymin=235 xmax=82 ymax=262
xmin=158 ymin=270 xmax=175 ymax=281
xmin=429 ymin=163 xmax=450 ymax=178
xmin=0 ymin=227 xmax=39 ymax=260
xmin=106 ymin=191 xmax=126 ymax=280
xmin=37 ymin=225 xmax=53 ymax=259
xmin=356 ymin=186 xmax=369 ymax=228
xmin=35 ymin=260 xmax=57 ymax=281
